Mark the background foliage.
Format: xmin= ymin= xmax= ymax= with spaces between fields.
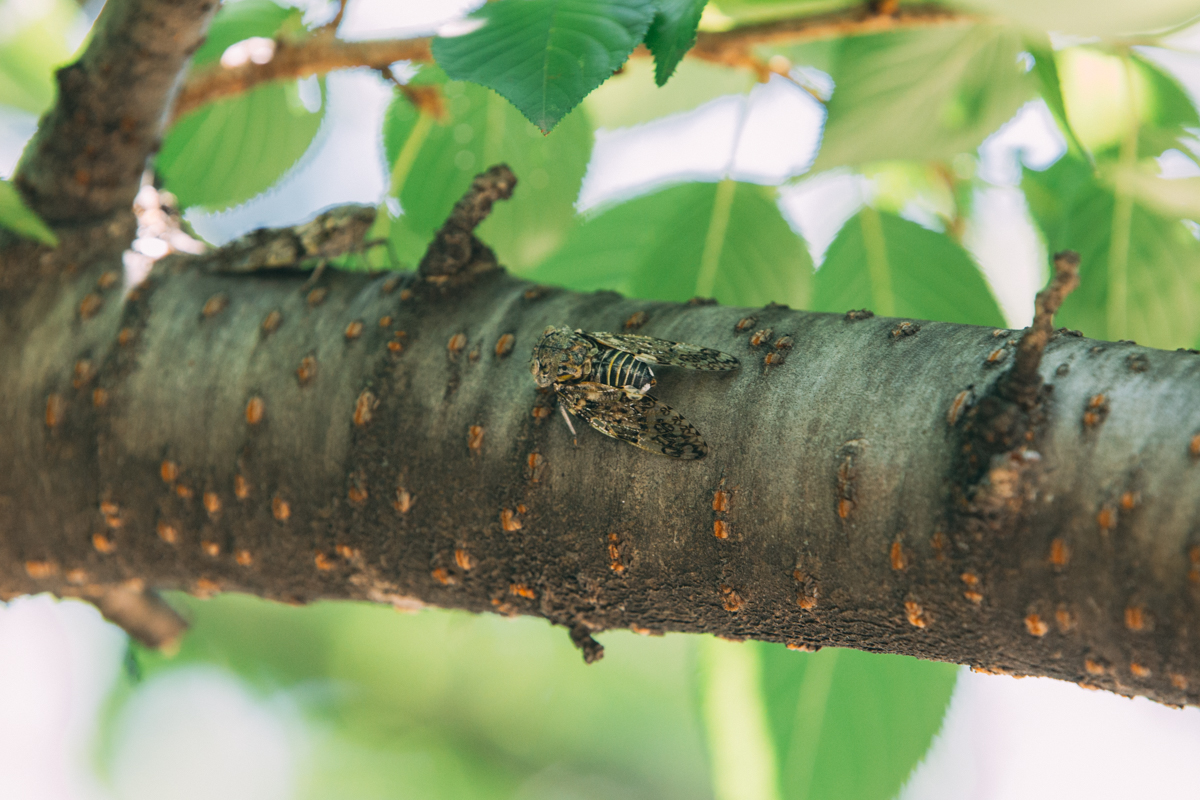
xmin=3 ymin=0 xmax=1200 ymax=796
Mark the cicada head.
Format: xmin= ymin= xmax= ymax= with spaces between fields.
xmin=530 ymin=326 xmax=596 ymax=388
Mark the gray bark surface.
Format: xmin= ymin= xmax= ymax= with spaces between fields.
xmin=1 ymin=0 xmax=1198 ymax=710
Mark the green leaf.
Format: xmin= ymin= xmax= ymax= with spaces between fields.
xmin=382 ymin=76 xmax=593 ymax=272
xmin=802 ymin=24 xmax=1036 ymax=171
xmin=1058 ymin=48 xmax=1200 ymax=160
xmin=189 ymin=0 xmax=296 ymax=68
xmin=0 ymin=179 xmax=58 ymax=246
xmin=1025 ymin=155 xmax=1200 ymax=348
xmin=645 ymin=0 xmax=708 ymax=86
xmin=103 ymin=594 xmax=715 ymax=800
xmin=949 ymin=0 xmax=1200 ymax=37
xmin=0 ymin=0 xmax=81 ymax=113
xmin=585 ymin=58 xmax=757 ymax=130
xmin=157 ymin=80 xmax=325 ymax=211
xmin=531 ymin=180 xmax=813 ymax=308
xmin=813 ymin=207 xmax=1004 ymax=326
xmin=759 ymin=646 xmax=958 ymax=800
xmin=432 ymin=0 xmax=656 ymax=132
xmin=1023 ymin=36 xmax=1089 ymax=159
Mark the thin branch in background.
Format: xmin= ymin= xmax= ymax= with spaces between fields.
xmin=172 ymin=4 xmax=975 ymax=121
xmin=172 ymin=36 xmax=434 ymax=122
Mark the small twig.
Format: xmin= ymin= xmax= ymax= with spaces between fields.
xmin=379 ymin=64 xmax=446 ymax=121
xmin=569 ymin=625 xmax=605 ymax=664
xmin=1001 ymin=250 xmax=1081 ymax=409
xmin=90 ymin=584 xmax=188 ymax=650
xmin=418 ymin=164 xmax=517 ymax=282
xmin=322 ymin=0 xmax=349 ymax=34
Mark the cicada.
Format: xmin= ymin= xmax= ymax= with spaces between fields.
xmin=530 ymin=326 xmax=739 ymax=459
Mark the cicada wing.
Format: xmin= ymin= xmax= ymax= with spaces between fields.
xmin=582 ymin=331 xmax=739 ymax=371
xmin=557 ymin=382 xmax=708 ymax=460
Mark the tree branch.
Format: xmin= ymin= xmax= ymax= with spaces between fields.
xmin=170 ymin=3 xmax=975 ymax=118
xmin=3 ymin=199 xmax=1200 ymax=704
xmin=172 ymin=35 xmax=433 ymax=123
xmin=418 ymin=164 xmax=516 ymax=282
xmin=14 ymin=0 xmax=219 ymax=224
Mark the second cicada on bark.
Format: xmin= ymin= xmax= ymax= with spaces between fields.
xmin=530 ymin=326 xmax=739 ymax=459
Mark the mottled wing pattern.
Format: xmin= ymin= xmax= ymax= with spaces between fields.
xmin=584 ymin=332 xmax=739 ymax=371
xmin=557 ymin=383 xmax=709 ymax=460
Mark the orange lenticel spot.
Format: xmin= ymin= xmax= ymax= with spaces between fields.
xmin=1025 ymin=614 xmax=1048 ymax=637
xmin=314 ymin=553 xmax=334 ymax=571
xmin=272 ymin=497 xmax=290 ymax=521
xmin=1130 ymin=662 xmax=1151 ymax=678
xmin=234 ymin=475 xmax=249 ymax=499
xmin=201 ymin=541 xmax=219 ymax=557
xmin=203 ymin=492 xmax=221 ymax=515
xmin=890 ymin=541 xmax=908 ymax=571
xmin=160 ymin=461 xmax=178 ymax=482
xmin=1125 ymin=605 xmax=1146 ymax=631
xmin=25 ymin=561 xmax=57 ymax=579
xmin=713 ymin=520 xmax=729 ymax=539
xmin=92 ymin=533 xmax=115 ymax=554
xmin=236 ymin=550 xmax=253 ymax=566
xmin=156 ymin=521 xmax=178 ymax=544
xmin=245 ymin=396 xmax=264 ymax=425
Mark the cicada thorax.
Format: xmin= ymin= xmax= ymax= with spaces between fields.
xmin=588 ymin=347 xmax=656 ymax=391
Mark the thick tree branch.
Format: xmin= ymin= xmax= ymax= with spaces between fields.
xmin=4 ymin=200 xmax=1200 ymax=704
xmin=14 ymin=0 xmax=219 ymax=224
xmin=171 ymin=3 xmax=974 ymax=117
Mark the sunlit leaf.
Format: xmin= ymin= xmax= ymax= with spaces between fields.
xmin=0 ymin=178 xmax=57 ymax=245
xmin=1058 ymin=48 xmax=1200 ymax=160
xmin=155 ymin=0 xmax=322 ymax=211
xmin=531 ymin=180 xmax=812 ymax=308
xmin=1024 ymin=155 xmax=1200 ymax=348
xmin=585 ymin=58 xmax=757 ymax=130
xmin=799 ymin=24 xmax=1036 ymax=171
xmin=813 ymin=208 xmax=1004 ymax=326
xmin=0 ymin=0 xmax=80 ymax=113
xmin=157 ymin=81 xmax=324 ymax=211
xmin=382 ymin=74 xmax=593 ymax=271
xmin=645 ymin=0 xmax=708 ymax=86
xmin=759 ymin=646 xmax=958 ymax=800
xmin=950 ymin=0 xmax=1200 ymax=36
xmin=432 ymin=0 xmax=656 ymax=132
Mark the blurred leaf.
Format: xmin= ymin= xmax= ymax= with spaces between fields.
xmin=585 ymin=58 xmax=756 ymax=129
xmin=813 ymin=207 xmax=1004 ymax=326
xmin=111 ymin=594 xmax=713 ymax=800
xmin=157 ymin=80 xmax=325 ymax=211
xmin=1059 ymin=48 xmax=1200 ymax=160
xmin=1025 ymin=155 xmax=1200 ymax=348
xmin=949 ymin=0 xmax=1200 ymax=36
xmin=382 ymin=76 xmax=592 ymax=271
xmin=707 ymin=0 xmax=863 ymax=27
xmin=1023 ymin=36 xmax=1089 ymax=159
xmin=432 ymin=0 xmax=655 ymax=132
xmin=154 ymin=0 xmax=321 ymax=212
xmin=697 ymin=638 xmax=781 ymax=800
xmin=0 ymin=179 xmax=57 ymax=245
xmin=645 ymin=0 xmax=708 ymax=87
xmin=189 ymin=0 xmax=297 ymax=68
xmin=1116 ymin=168 xmax=1200 ymax=220
xmin=803 ymin=24 xmax=1036 ymax=171
xmin=0 ymin=0 xmax=82 ymax=113
xmin=531 ymin=180 xmax=812 ymax=308
xmin=759 ymin=646 xmax=958 ymax=800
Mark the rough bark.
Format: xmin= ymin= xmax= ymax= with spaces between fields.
xmin=3 ymin=191 xmax=1200 ymax=704
xmin=2 ymin=0 xmax=1199 ymax=709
